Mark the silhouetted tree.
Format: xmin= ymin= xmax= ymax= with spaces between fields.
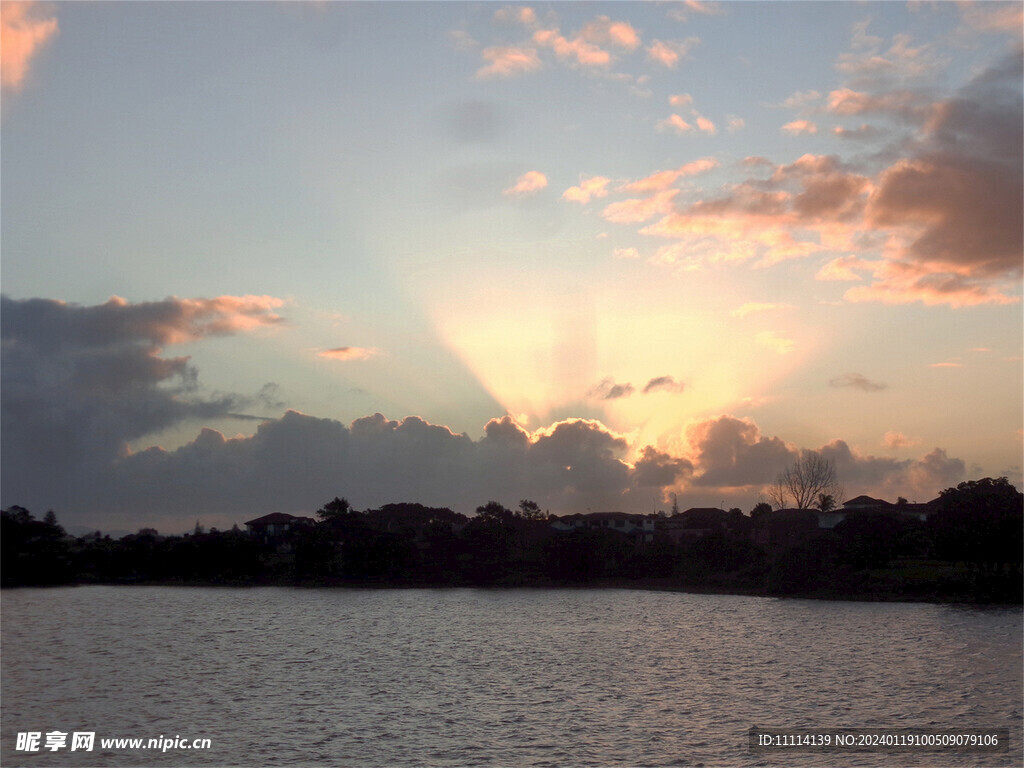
xmin=317 ymin=497 xmax=353 ymax=521
xmin=776 ymin=453 xmax=842 ymax=510
xmin=517 ymin=499 xmax=545 ymax=520
xmin=833 ymin=511 xmax=920 ymax=569
xmin=929 ymin=477 xmax=1023 ymax=573
xmin=1 ymin=507 xmax=73 ymax=585
xmin=475 ymin=500 xmax=514 ymax=523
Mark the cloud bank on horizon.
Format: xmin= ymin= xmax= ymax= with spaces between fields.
xmin=1 ymin=2 xmax=1020 ymax=531
xmin=0 ymin=293 xmax=972 ymax=530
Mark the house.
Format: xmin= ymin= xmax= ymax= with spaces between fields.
xmin=751 ymin=509 xmax=820 ymax=550
xmin=658 ymin=508 xmax=722 ymax=543
xmin=551 ymin=512 xmax=656 ymax=543
xmin=821 ymin=495 xmax=939 ymax=528
xmin=244 ymin=513 xmax=316 ymax=551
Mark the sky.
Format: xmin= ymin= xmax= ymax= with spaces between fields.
xmin=2 ymin=0 xmax=1021 ymax=534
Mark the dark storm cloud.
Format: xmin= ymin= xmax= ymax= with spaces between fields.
xmin=0 ymin=294 xmax=284 ymax=511
xmin=96 ymin=413 xmax=670 ymax=529
xmin=632 ymin=446 xmax=693 ymax=487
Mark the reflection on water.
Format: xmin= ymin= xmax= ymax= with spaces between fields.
xmin=2 ymin=587 xmax=1021 ymax=767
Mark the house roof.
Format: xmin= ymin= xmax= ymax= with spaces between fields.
xmin=244 ymin=512 xmax=306 ymax=526
xmin=843 ymin=495 xmax=892 ymax=508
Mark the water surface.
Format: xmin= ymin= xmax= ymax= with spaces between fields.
xmin=2 ymin=587 xmax=1020 ymax=767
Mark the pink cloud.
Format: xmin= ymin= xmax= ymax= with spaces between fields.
xmin=958 ymin=3 xmax=1024 ymax=34
xmin=42 ymin=294 xmax=287 ymax=346
xmin=695 ymin=115 xmax=717 ymax=135
xmin=782 ymin=90 xmax=822 ymax=109
xmin=833 ymin=124 xmax=882 ymax=140
xmin=504 ymin=170 xmax=548 ymax=196
xmin=842 ymin=259 xmax=1021 ymax=307
xmin=826 ymin=87 xmax=933 ymax=122
xmin=476 ymin=45 xmax=542 ymax=78
xmin=647 ymin=38 xmax=700 ymax=69
xmin=656 ymin=114 xmax=693 ymax=134
xmin=579 ymin=16 xmax=640 ymax=51
xmin=318 ymin=347 xmax=378 ymax=361
xmin=602 ymin=189 xmax=679 ymax=224
xmin=613 ymin=247 xmax=640 ymax=260
xmin=884 ymin=431 xmax=920 ymax=449
xmin=781 ymin=119 xmax=818 ymax=135
xmin=1 ymin=1 xmax=58 ymax=91
xmin=817 ymin=255 xmax=868 ymax=282
xmin=493 ymin=6 xmax=538 ymax=27
xmin=669 ymin=93 xmax=693 ymax=108
xmin=648 ymin=40 xmax=680 ymax=68
xmin=837 ymin=27 xmax=948 ymax=81
xmin=533 ymin=27 xmax=611 ymax=68
xmin=630 ymin=154 xmax=876 ymax=270
xmin=562 ymin=176 xmax=610 ymax=204
xmin=726 ymin=116 xmax=745 ymax=133
xmin=621 ymin=157 xmax=718 ymax=193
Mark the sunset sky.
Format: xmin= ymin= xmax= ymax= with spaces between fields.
xmin=2 ymin=1 xmax=1021 ymax=533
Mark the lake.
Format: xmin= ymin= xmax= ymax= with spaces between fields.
xmin=1 ymin=586 xmax=1020 ymax=767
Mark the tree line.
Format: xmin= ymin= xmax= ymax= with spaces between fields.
xmin=2 ymin=478 xmax=1021 ymax=603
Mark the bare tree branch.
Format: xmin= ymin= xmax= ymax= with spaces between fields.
xmin=778 ymin=452 xmax=841 ymax=510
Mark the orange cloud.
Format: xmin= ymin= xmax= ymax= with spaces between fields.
xmin=1 ymin=1 xmax=58 ymax=91
xmin=562 ymin=176 xmax=610 ymax=204
xmin=318 ymin=347 xmax=378 ymax=361
xmin=476 ymin=46 xmax=542 ymax=78
xmin=504 ymin=170 xmax=548 ymax=196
